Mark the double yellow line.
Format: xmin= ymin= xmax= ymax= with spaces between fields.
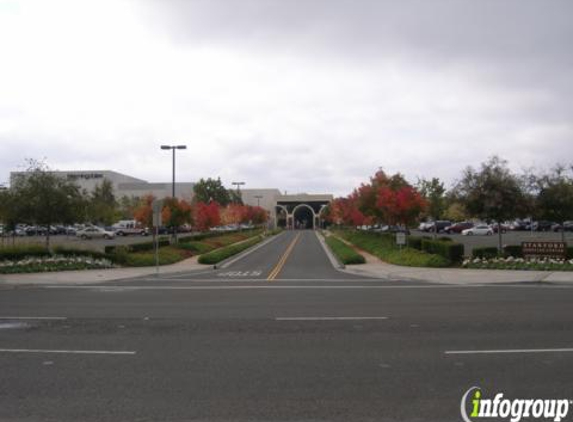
xmin=267 ymin=232 xmax=301 ymax=281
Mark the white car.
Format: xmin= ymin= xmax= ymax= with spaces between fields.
xmin=76 ymin=227 xmax=115 ymax=240
xmin=461 ymin=224 xmax=493 ymax=236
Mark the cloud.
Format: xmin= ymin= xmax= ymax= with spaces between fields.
xmin=0 ymin=0 xmax=572 ymax=196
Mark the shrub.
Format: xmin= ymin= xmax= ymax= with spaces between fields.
xmin=52 ymin=246 xmax=106 ymax=260
xmin=421 ymin=238 xmax=464 ymax=263
xmin=408 ymin=236 xmax=423 ymax=250
xmin=568 ymin=246 xmax=573 ymax=259
xmin=128 ymin=238 xmax=170 ymax=252
xmin=0 ymin=245 xmax=50 ymax=260
xmin=502 ymin=245 xmax=523 ymax=258
xmin=472 ymin=246 xmax=499 ymax=259
xmin=198 ymin=236 xmax=263 ymax=265
xmin=325 ymin=236 xmax=365 ymax=265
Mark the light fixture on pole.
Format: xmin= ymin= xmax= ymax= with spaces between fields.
xmin=232 ymin=181 xmax=245 ymax=203
xmin=160 ymin=145 xmax=187 ymax=198
xmin=254 ymin=195 xmax=263 ymax=207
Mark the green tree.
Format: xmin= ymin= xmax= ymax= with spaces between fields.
xmin=10 ymin=159 xmax=86 ymax=249
xmin=87 ymin=179 xmax=117 ymax=226
xmin=117 ymin=195 xmax=142 ymax=220
xmin=455 ymin=156 xmax=527 ymax=251
xmin=193 ymin=178 xmax=231 ymax=206
xmin=417 ymin=177 xmax=446 ymax=221
xmin=535 ymin=166 xmax=573 ymax=241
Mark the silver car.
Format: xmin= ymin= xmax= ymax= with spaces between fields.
xmin=76 ymin=227 xmax=115 ymax=240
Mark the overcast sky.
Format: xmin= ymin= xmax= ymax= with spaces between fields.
xmin=1 ymin=0 xmax=572 ymax=196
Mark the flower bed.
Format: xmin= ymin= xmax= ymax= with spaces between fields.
xmin=462 ymin=256 xmax=573 ymax=271
xmin=0 ymin=255 xmax=116 ymax=274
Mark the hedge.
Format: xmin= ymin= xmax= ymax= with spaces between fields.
xmin=421 ymin=238 xmax=464 ymax=263
xmin=52 ymin=246 xmax=107 ymax=260
xmin=502 ymin=245 xmax=523 ymax=258
xmin=105 ymin=238 xmax=170 ymax=254
xmin=408 ymin=236 xmax=423 ymax=250
xmin=0 ymin=245 xmax=50 ymax=260
xmin=472 ymin=246 xmax=499 ymax=259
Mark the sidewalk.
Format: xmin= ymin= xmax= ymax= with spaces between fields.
xmin=339 ymin=247 xmax=573 ymax=285
xmin=0 ymin=256 xmax=208 ymax=286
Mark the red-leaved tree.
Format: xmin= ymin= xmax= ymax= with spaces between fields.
xmin=194 ymin=201 xmax=221 ymax=231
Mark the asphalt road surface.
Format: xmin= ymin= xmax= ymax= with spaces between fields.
xmin=1 ymin=230 xmax=572 ymax=421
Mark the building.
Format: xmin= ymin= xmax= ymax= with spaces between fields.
xmin=9 ymin=170 xmax=333 ymax=228
xmin=10 ymin=170 xmax=195 ymax=201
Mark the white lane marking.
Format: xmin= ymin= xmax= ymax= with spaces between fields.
xmin=0 ymin=348 xmax=136 ymax=355
xmin=276 ymin=316 xmax=388 ymax=321
xmin=0 ymin=316 xmax=67 ymax=320
xmin=445 ymin=348 xmax=573 ymax=355
xmin=217 ymin=271 xmax=263 ymax=278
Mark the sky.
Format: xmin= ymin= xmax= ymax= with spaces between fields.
xmin=0 ymin=0 xmax=572 ymax=196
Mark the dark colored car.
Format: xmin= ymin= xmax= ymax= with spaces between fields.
xmin=490 ymin=222 xmax=509 ymax=233
xmin=444 ymin=222 xmax=474 ymax=234
xmin=552 ymin=221 xmax=573 ymax=232
xmin=425 ymin=220 xmax=452 ymax=233
xmin=531 ymin=220 xmax=553 ymax=232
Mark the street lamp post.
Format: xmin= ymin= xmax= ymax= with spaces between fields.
xmin=160 ymin=144 xmax=187 ymax=242
xmin=161 ymin=145 xmax=187 ymax=198
xmin=232 ymin=181 xmax=245 ymax=203
xmin=254 ymin=195 xmax=263 ymax=207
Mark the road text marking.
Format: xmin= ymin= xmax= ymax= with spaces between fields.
xmin=445 ymin=348 xmax=573 ymax=355
xmin=0 ymin=348 xmax=136 ymax=355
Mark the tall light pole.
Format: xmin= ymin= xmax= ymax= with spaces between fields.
xmin=254 ymin=195 xmax=262 ymax=207
xmin=232 ymin=181 xmax=245 ymax=203
xmin=161 ymin=145 xmax=187 ymax=198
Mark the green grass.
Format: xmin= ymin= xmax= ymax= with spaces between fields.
xmin=325 ymin=235 xmax=365 ymax=265
xmin=198 ymin=235 xmax=265 ymax=265
xmin=334 ymin=230 xmax=450 ymax=268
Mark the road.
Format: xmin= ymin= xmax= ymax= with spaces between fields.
xmin=1 ymin=230 xmax=572 ymax=421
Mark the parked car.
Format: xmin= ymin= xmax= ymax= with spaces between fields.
xmin=489 ymin=222 xmax=509 ymax=233
xmin=462 ymin=224 xmax=493 ymax=236
xmin=552 ymin=221 xmax=573 ymax=232
xmin=444 ymin=222 xmax=474 ymax=234
xmin=111 ymin=220 xmax=149 ymax=236
xmin=76 ymin=227 xmax=115 ymax=240
xmin=531 ymin=220 xmax=553 ymax=232
xmin=418 ymin=221 xmax=433 ymax=231
xmin=425 ymin=220 xmax=452 ymax=233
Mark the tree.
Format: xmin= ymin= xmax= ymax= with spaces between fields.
xmin=455 ymin=156 xmax=527 ymax=251
xmin=194 ymin=201 xmax=221 ymax=231
xmin=417 ymin=177 xmax=446 ymax=221
xmin=117 ymin=195 xmax=142 ymax=220
xmin=87 ymin=179 xmax=117 ymax=226
xmin=534 ymin=166 xmax=573 ymax=241
xmin=193 ymin=178 xmax=232 ymax=206
xmin=376 ymin=185 xmax=427 ymax=226
xmin=9 ymin=159 xmax=85 ymax=249
xmin=162 ymin=197 xmax=193 ymax=241
xmin=133 ymin=194 xmax=155 ymax=229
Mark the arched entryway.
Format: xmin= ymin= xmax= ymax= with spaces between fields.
xmin=292 ymin=204 xmax=316 ymax=229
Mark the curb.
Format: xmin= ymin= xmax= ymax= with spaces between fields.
xmin=315 ymin=231 xmax=345 ymax=269
xmin=213 ymin=232 xmax=285 ymax=269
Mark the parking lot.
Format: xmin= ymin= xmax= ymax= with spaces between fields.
xmin=412 ymin=229 xmax=573 ymax=256
xmin=0 ymin=232 xmax=196 ymax=252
